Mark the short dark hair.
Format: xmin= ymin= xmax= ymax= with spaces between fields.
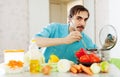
xmin=69 ymin=5 xmax=89 ymax=18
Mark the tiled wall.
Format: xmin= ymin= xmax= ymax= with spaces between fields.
xmin=0 ymin=0 xmax=29 ymax=61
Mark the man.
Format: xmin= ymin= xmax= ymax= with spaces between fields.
xmin=34 ymin=5 xmax=96 ymax=63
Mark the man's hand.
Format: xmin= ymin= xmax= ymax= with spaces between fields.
xmin=64 ymin=31 xmax=82 ymax=44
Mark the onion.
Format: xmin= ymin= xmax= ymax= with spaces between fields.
xmin=90 ymin=63 xmax=101 ymax=74
xmin=57 ymin=59 xmax=72 ymax=72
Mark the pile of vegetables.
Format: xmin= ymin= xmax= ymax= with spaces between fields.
xmin=75 ymin=48 xmax=101 ymax=63
xmin=70 ymin=64 xmax=93 ymax=75
xmin=41 ymin=59 xmax=73 ymax=75
xmin=5 ymin=60 xmax=24 ymax=74
xmin=39 ymin=53 xmax=109 ymax=76
xmin=7 ymin=60 xmax=24 ymax=69
xmin=41 ymin=54 xmax=59 ymax=75
xmin=70 ymin=61 xmax=110 ymax=75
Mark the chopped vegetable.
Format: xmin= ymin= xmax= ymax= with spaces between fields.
xmin=7 ymin=60 xmax=23 ymax=69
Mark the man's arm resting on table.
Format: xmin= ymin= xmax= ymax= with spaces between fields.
xmin=35 ymin=31 xmax=82 ymax=47
xmin=35 ymin=37 xmax=68 ymax=47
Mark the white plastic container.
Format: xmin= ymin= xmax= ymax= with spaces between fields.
xmin=4 ymin=49 xmax=24 ymax=74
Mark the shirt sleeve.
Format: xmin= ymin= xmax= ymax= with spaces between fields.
xmin=34 ymin=23 xmax=56 ymax=38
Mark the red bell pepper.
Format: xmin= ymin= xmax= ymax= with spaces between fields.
xmin=79 ymin=54 xmax=90 ymax=63
xmin=89 ymin=53 xmax=101 ymax=63
xmin=75 ymin=48 xmax=87 ymax=59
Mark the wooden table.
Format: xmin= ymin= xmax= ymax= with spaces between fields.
xmin=0 ymin=63 xmax=120 ymax=77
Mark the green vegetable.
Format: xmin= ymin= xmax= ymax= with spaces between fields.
xmin=49 ymin=63 xmax=58 ymax=72
xmin=100 ymin=61 xmax=109 ymax=73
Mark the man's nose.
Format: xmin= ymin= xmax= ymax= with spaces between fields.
xmin=80 ymin=19 xmax=85 ymax=25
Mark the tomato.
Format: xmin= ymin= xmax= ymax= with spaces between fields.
xmin=89 ymin=53 xmax=101 ymax=63
xmin=75 ymin=48 xmax=87 ymax=59
xmin=79 ymin=55 xmax=90 ymax=63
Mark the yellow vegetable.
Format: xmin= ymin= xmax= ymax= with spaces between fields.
xmin=48 ymin=54 xmax=59 ymax=63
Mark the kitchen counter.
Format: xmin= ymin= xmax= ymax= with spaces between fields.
xmin=0 ymin=63 xmax=120 ymax=77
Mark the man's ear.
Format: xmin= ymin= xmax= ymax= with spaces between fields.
xmin=69 ymin=17 xmax=73 ymax=24
xmin=68 ymin=17 xmax=71 ymax=24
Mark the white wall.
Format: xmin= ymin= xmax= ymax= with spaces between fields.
xmin=0 ymin=0 xmax=29 ymax=51
xmin=29 ymin=0 xmax=49 ymax=38
xmin=95 ymin=0 xmax=120 ymax=58
xmin=83 ymin=0 xmax=95 ymax=43
xmin=109 ymin=0 xmax=120 ymax=58
xmin=95 ymin=0 xmax=109 ymax=48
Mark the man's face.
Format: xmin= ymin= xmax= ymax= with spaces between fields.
xmin=71 ymin=11 xmax=89 ymax=32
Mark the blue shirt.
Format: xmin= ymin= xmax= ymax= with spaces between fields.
xmin=35 ymin=23 xmax=96 ymax=63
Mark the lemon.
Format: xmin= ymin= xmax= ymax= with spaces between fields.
xmin=48 ymin=54 xmax=59 ymax=63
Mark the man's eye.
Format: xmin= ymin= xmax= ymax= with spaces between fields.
xmin=85 ymin=18 xmax=88 ymax=21
xmin=77 ymin=17 xmax=82 ymax=20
